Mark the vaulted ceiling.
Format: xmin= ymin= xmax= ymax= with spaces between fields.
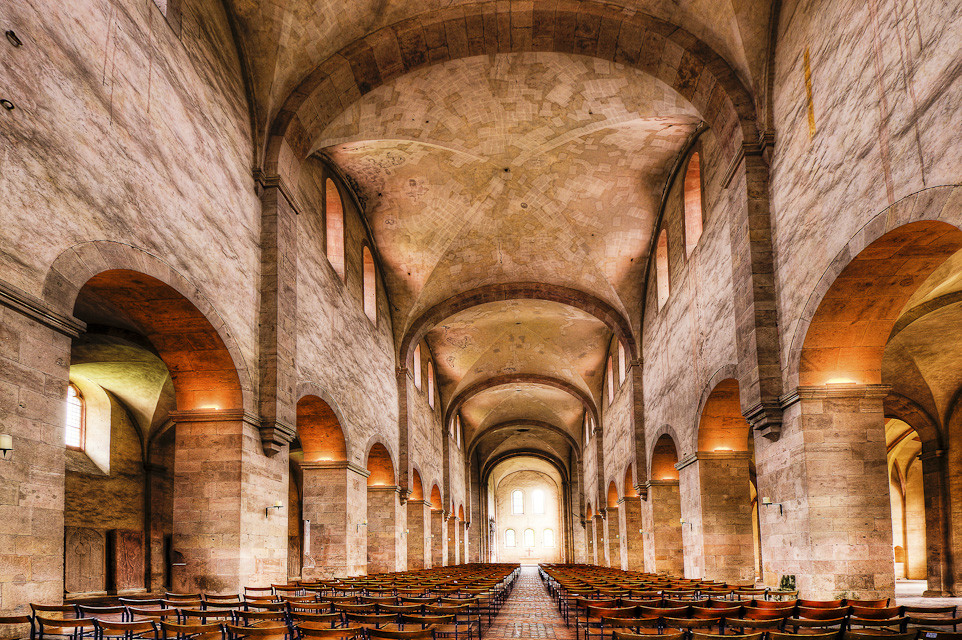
xmin=224 ymin=0 xmax=774 ymax=473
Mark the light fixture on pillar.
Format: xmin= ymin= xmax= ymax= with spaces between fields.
xmin=357 ymin=521 xmax=367 ymax=533
xmin=265 ymin=500 xmax=283 ymax=516
xmin=679 ymin=518 xmax=693 ymax=529
xmin=0 ymin=434 xmax=11 ymax=458
xmin=761 ymin=497 xmax=783 ymax=515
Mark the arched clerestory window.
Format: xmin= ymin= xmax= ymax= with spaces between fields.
xmin=362 ymin=246 xmax=376 ymax=324
xmin=523 ymin=528 xmax=535 ymax=547
xmin=326 ymin=178 xmax=345 ymax=280
xmin=512 ymin=490 xmax=523 ymax=514
xmin=65 ymin=383 xmax=85 ymax=450
xmin=606 ymin=356 xmax=614 ymax=404
xmin=427 ymin=361 xmax=435 ymax=409
xmin=656 ymin=229 xmax=670 ymax=309
xmin=504 ymin=529 xmax=516 ymax=547
xmin=532 ymin=489 xmax=545 ymax=515
xmin=413 ymin=344 xmax=422 ymax=390
xmin=684 ymin=152 xmax=703 ymax=256
xmin=543 ymin=528 xmax=555 ymax=547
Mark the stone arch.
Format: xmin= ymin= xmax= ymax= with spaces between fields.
xmin=43 ymin=241 xmax=255 ymax=414
xmin=264 ymin=1 xmax=757 ymax=184
xmin=693 ymin=364 xmax=739 ymax=436
xmin=365 ymin=439 xmax=397 ymax=487
xmin=884 ymin=393 xmax=942 ymax=451
xmin=787 ymin=186 xmax=962 ymax=389
xmin=647 ymin=425 xmax=682 ymax=479
xmin=649 ymin=429 xmax=681 ymax=482
xmin=446 ymin=373 xmax=599 ymax=433
xmin=429 ymin=483 xmax=443 ymax=510
xmin=401 ymin=283 xmax=637 ymax=367
xmin=697 ymin=377 xmax=750 ymax=452
xmin=466 ymin=419 xmax=581 ymax=459
xmin=410 ymin=466 xmax=425 ymax=501
xmin=296 ymin=393 xmax=348 ymax=462
xmin=481 ymin=450 xmax=570 ymax=486
xmin=624 ymin=464 xmax=638 ymax=498
xmin=607 ymin=480 xmax=619 ymax=509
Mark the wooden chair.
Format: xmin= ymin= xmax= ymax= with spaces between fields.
xmin=158 ymin=621 xmax=223 ymax=640
xmin=224 ymin=624 xmax=290 ymax=640
xmin=125 ymin=609 xmax=177 ymax=624
xmin=847 ymin=600 xmax=889 ymax=609
xmin=784 ymin=618 xmax=848 ymax=634
xmin=77 ymin=606 xmax=126 ymax=622
xmin=612 ymin=630 xmax=682 ymax=640
xmin=232 ymin=611 xmax=288 ymax=627
xmin=799 ymin=601 xmax=845 ymax=610
xmin=0 ymin=615 xmax=32 ymax=640
xmin=770 ymin=632 xmax=840 ymax=640
xmin=34 ymin=615 xmax=97 ymax=640
xmin=692 ymin=633 xmax=764 ymax=640
xmin=366 ymin=627 xmax=436 ymax=640
xmin=94 ymin=620 xmax=158 ymax=640
xmin=910 ymin=617 xmax=962 ymax=633
xmin=663 ymin=616 xmax=723 ymax=636
xmin=847 ymin=617 xmax=910 ymax=634
xmin=119 ymin=601 xmax=165 ymax=612
xmin=164 ymin=595 xmax=202 ymax=603
xmin=296 ymin=625 xmax=363 ymax=640
xmin=290 ymin=613 xmax=340 ymax=628
xmin=31 ymin=605 xmax=78 ymax=620
xmin=178 ymin=610 xmax=233 ymax=625
xmin=343 ymin=614 xmax=394 ymax=631
xmin=726 ymin=617 xmax=786 ymax=635
xmin=797 ymin=608 xmax=850 ymax=621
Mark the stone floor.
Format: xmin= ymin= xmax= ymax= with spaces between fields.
xmin=486 ymin=566 xmax=574 ymax=640
xmin=895 ymin=580 xmax=962 ymax=607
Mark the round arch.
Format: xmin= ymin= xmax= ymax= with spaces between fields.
xmin=786 ymin=187 xmax=962 ymax=389
xmin=466 ymin=419 xmax=582 ymax=459
xmin=43 ymin=241 xmax=255 ymax=414
xmin=648 ymin=429 xmax=681 ymax=482
xmin=264 ymin=1 xmax=757 ymax=184
xmin=365 ymin=439 xmax=397 ymax=487
xmin=445 ymin=373 xmax=599 ymax=433
xmin=296 ymin=394 xmax=347 ymax=462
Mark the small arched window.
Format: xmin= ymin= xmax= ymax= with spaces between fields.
xmin=584 ymin=413 xmax=590 ymax=446
xmin=523 ymin=528 xmax=535 ymax=547
xmin=656 ymin=229 xmax=670 ymax=309
xmin=532 ymin=489 xmax=545 ymax=515
xmin=362 ymin=246 xmax=376 ymax=324
xmin=413 ymin=345 xmax=422 ymax=390
xmin=456 ymin=415 xmax=462 ymax=449
xmin=325 ymin=178 xmax=345 ymax=280
xmin=427 ymin=361 xmax=435 ymax=409
xmin=504 ymin=529 xmax=516 ymax=547
xmin=543 ymin=529 xmax=555 ymax=547
xmin=65 ymin=384 xmax=85 ymax=450
xmin=683 ymin=152 xmax=703 ymax=256
xmin=512 ymin=490 xmax=523 ymax=514
xmin=606 ymin=356 xmax=614 ymax=404
xmin=618 ymin=342 xmax=627 ymax=384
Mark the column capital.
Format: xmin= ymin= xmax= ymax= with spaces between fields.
xmin=790 ymin=383 xmax=893 ymax=401
xmin=301 ymin=460 xmax=371 ymax=478
xmin=646 ymin=479 xmax=679 ymax=488
xmin=676 ymin=450 xmax=752 ymax=470
xmin=744 ymin=400 xmax=783 ymax=442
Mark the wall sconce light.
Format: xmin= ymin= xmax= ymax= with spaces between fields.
xmin=679 ymin=518 xmax=693 ymax=529
xmin=761 ymin=497 xmax=783 ymax=515
xmin=357 ymin=521 xmax=367 ymax=533
xmin=0 ymin=434 xmax=11 ymax=458
xmin=265 ymin=500 xmax=283 ymax=516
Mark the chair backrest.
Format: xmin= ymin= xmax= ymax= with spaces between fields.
xmin=843 ymin=632 xmax=915 ymax=640
xmin=726 ymin=617 xmax=785 ymax=631
xmin=126 ymin=607 xmax=178 ymax=622
xmin=847 ymin=600 xmax=889 ymax=609
xmin=297 ymin=625 xmax=364 ymax=640
xmin=165 ymin=594 xmax=202 ymax=601
xmin=613 ymin=631 xmax=684 ymax=640
xmin=799 ymin=600 xmax=845 ymax=609
xmin=755 ymin=601 xmax=797 ymax=610
xmin=797 ymin=607 xmax=849 ymax=620
xmin=233 ymin=610 xmax=287 ymax=626
xmin=34 ymin=615 xmax=96 ymax=638
xmin=77 ymin=605 xmax=126 ymax=618
xmin=638 ymin=606 xmax=690 ymax=617
xmin=224 ymin=624 xmax=288 ymax=640
xmin=179 ymin=609 xmax=232 ymax=623
xmin=162 ymin=600 xmax=203 ymax=610
xmin=770 ymin=633 xmax=840 ymax=640
xmin=850 ymin=607 xmax=902 ymax=620
xmin=692 ymin=633 xmax=764 ymax=640
xmin=787 ymin=617 xmax=847 ymax=630
xmin=693 ymin=606 xmax=740 ymax=618
xmin=401 ymin=615 xmax=455 ymax=628
xmin=291 ymin=612 xmax=340 ymax=626
xmin=366 ymin=626 xmax=437 ymax=640
xmin=30 ymin=604 xmax=76 ymax=618
xmin=664 ymin=617 xmax=720 ymax=630
xmin=95 ymin=620 xmax=158 ymax=637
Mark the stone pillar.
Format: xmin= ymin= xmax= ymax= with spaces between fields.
xmin=406 ymin=499 xmax=430 ymax=570
xmin=918 ymin=451 xmax=953 ymax=595
xmin=172 ymin=410 xmax=288 ymax=593
xmin=605 ymin=507 xmax=622 ymax=569
xmin=447 ymin=515 xmax=459 ymax=565
xmin=620 ymin=496 xmax=645 ymax=570
xmin=431 ymin=509 xmax=446 ymax=566
xmin=301 ymin=461 xmax=369 ymax=578
xmin=677 ymin=452 xmax=755 ymax=582
xmin=756 ymin=384 xmax=894 ymax=599
xmin=367 ymin=486 xmax=402 ymax=574
xmin=645 ymin=480 xmax=684 ymax=576
xmin=0 ymin=303 xmax=80 ymax=611
xmin=593 ymin=514 xmax=605 ymax=565
xmin=461 ymin=521 xmax=468 ymax=565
